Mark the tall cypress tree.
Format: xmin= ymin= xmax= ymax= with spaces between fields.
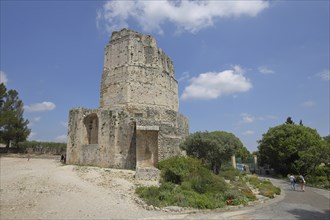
xmin=0 ymin=83 xmax=30 ymax=147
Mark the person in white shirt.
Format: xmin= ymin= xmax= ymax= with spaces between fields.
xmin=289 ymin=174 xmax=296 ymax=191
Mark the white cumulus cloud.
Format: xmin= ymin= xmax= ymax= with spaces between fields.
xmin=25 ymin=102 xmax=56 ymax=113
xmin=181 ymin=65 xmax=252 ymax=100
xmin=0 ymin=71 xmax=8 ymax=85
xmin=97 ymin=0 xmax=269 ymax=34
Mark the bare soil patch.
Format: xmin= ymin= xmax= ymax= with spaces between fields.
xmin=0 ymin=156 xmax=163 ymax=219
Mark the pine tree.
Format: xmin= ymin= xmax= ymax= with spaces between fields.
xmin=0 ymin=83 xmax=30 ymax=147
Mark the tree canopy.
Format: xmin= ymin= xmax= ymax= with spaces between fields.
xmin=180 ymin=131 xmax=245 ymax=174
xmin=258 ymin=123 xmax=329 ymax=176
xmin=0 ymin=83 xmax=30 ymax=147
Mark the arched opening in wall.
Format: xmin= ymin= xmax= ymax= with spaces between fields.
xmin=84 ymin=113 xmax=99 ymax=144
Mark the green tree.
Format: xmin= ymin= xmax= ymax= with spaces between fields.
xmin=258 ymin=123 xmax=328 ymax=176
xmin=324 ymin=135 xmax=330 ymax=146
xmin=180 ymin=131 xmax=243 ymax=174
xmin=0 ymin=83 xmax=30 ymax=147
xmin=235 ymin=145 xmax=251 ymax=163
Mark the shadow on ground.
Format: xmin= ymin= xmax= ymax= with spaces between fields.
xmin=288 ymin=208 xmax=330 ymax=220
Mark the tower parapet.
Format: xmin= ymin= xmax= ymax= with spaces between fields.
xmin=100 ymin=28 xmax=178 ymax=112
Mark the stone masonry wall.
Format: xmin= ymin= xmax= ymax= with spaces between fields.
xmin=67 ymin=107 xmax=188 ymax=169
xmin=100 ymin=29 xmax=178 ymax=112
xmin=67 ymin=29 xmax=189 ymax=171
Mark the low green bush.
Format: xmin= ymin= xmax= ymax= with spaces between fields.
xmin=136 ymin=156 xmax=264 ymax=209
xmin=136 ymin=157 xmax=281 ymax=209
xmin=158 ymin=156 xmax=204 ymax=184
xmin=136 ymin=186 xmax=162 ymax=207
xmin=219 ymin=163 xmax=241 ymax=181
xmin=306 ymin=165 xmax=330 ymax=189
xmin=232 ymin=180 xmax=256 ymax=201
xmin=247 ymin=175 xmax=281 ymax=198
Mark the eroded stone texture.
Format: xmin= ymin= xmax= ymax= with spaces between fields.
xmin=67 ymin=29 xmax=189 ymax=172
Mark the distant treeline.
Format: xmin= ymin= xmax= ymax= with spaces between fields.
xmin=0 ymin=141 xmax=66 ymax=155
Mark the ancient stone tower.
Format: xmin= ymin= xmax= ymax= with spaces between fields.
xmin=67 ymin=29 xmax=189 ymax=173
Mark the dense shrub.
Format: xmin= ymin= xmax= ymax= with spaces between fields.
xmin=158 ymin=156 xmax=203 ymax=184
xmin=136 ymin=156 xmax=264 ymax=209
xmin=247 ymin=175 xmax=281 ymax=198
xmin=136 ymin=186 xmax=162 ymax=207
xmin=219 ymin=163 xmax=241 ymax=181
xmin=232 ymin=180 xmax=256 ymax=201
xmin=306 ymin=165 xmax=330 ymax=189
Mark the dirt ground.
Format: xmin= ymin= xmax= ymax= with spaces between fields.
xmin=1 ymin=155 xmax=279 ymax=220
xmin=0 ymin=155 xmax=173 ymax=219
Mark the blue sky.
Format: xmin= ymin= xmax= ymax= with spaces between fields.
xmin=1 ymin=0 xmax=329 ymax=152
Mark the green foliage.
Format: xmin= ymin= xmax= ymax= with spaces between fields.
xmin=0 ymin=83 xmax=30 ymax=146
xmin=135 ymin=156 xmax=279 ymax=209
xmin=17 ymin=141 xmax=66 ymax=154
xmin=158 ymin=156 xmax=205 ymax=184
xmin=306 ymin=165 xmax=330 ymax=189
xmin=136 ymin=182 xmax=228 ymax=209
xmin=324 ymin=135 xmax=330 ymax=145
xmin=219 ymin=163 xmax=241 ymax=181
xmin=180 ymin=131 xmax=244 ymax=173
xmin=136 ymin=186 xmax=162 ymax=207
xmin=158 ymin=156 xmax=229 ymax=193
xmin=17 ymin=141 xmax=66 ymax=149
xmin=247 ymin=176 xmax=281 ymax=198
xmin=235 ymin=145 xmax=252 ymax=163
xmin=258 ymin=123 xmax=328 ymax=176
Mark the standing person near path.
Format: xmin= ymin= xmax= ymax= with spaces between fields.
xmin=289 ymin=174 xmax=296 ymax=191
xmin=299 ymin=175 xmax=306 ymax=191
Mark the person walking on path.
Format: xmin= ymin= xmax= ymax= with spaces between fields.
xmin=289 ymin=174 xmax=296 ymax=191
xmin=299 ymin=175 xmax=306 ymax=191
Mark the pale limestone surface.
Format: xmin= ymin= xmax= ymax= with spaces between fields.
xmin=67 ymin=29 xmax=189 ymax=172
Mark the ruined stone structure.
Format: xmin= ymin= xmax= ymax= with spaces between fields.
xmin=67 ymin=29 xmax=189 ymax=174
